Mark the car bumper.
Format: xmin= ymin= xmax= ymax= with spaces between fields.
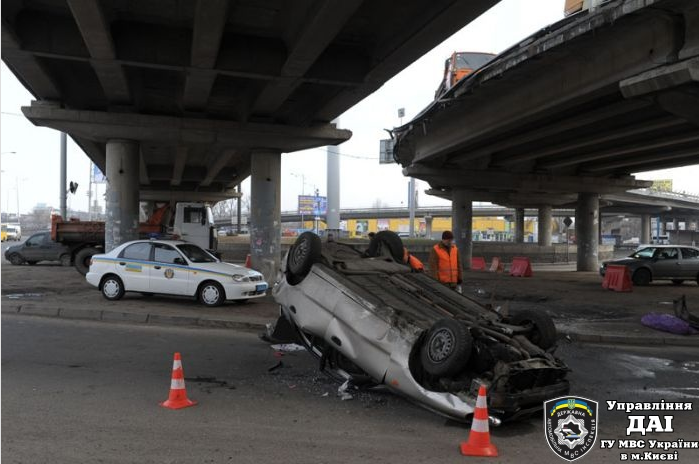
xmin=222 ymin=282 xmax=268 ymax=300
xmin=85 ymin=271 xmax=100 ymax=288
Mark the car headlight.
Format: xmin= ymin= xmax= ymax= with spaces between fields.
xmin=230 ymin=274 xmax=250 ymax=282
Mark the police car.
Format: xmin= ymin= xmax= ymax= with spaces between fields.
xmin=86 ymin=239 xmax=267 ymax=306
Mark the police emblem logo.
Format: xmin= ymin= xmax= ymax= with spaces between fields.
xmin=544 ymin=396 xmax=597 ymax=461
xmin=164 ymin=268 xmax=174 ymax=279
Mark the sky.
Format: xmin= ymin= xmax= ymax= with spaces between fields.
xmin=2 ymin=0 xmax=698 ymax=216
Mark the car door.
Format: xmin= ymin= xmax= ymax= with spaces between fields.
xmin=679 ymin=248 xmax=699 ymax=278
xmin=21 ymin=233 xmax=49 ymax=262
xmin=115 ymin=242 xmax=152 ymax=292
xmin=149 ymin=243 xmax=190 ymax=296
xmin=651 ymin=247 xmax=681 ymax=278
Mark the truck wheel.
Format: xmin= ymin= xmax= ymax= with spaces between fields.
xmin=75 ymin=247 xmax=99 ymax=275
xmin=508 ymin=309 xmax=557 ymax=350
xmin=60 ymin=254 xmax=72 ymax=267
xmin=286 ymin=232 xmax=321 ymax=285
xmin=365 ymin=230 xmax=404 ymax=262
xmin=100 ymin=275 xmax=125 ymax=301
xmin=8 ymin=253 xmax=24 ymax=265
xmin=420 ymin=318 xmax=472 ymax=377
xmin=198 ymin=281 xmax=225 ymax=306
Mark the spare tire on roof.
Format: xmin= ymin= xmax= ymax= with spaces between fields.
xmin=365 ymin=230 xmax=404 ymax=262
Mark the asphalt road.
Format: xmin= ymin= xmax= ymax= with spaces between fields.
xmin=2 ymin=316 xmax=699 ymax=464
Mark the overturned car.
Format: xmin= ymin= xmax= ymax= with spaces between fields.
xmin=272 ymin=231 xmax=569 ymax=423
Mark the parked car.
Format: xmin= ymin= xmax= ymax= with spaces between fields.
xmin=4 ymin=231 xmax=73 ymax=265
xmin=273 ymin=231 xmax=569 ymax=423
xmin=85 ymin=239 xmax=267 ymax=306
xmin=600 ymin=245 xmax=699 ymax=285
xmin=4 ymin=224 xmax=21 ymax=241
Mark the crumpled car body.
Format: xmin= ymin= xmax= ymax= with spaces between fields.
xmin=272 ymin=233 xmax=569 ymax=422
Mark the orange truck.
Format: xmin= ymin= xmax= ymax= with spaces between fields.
xmin=434 ymin=52 xmax=495 ymax=99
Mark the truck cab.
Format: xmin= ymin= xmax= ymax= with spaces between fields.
xmin=172 ymin=202 xmax=218 ymax=251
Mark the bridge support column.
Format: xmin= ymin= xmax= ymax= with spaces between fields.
xmin=452 ymin=190 xmax=472 ymax=270
xmin=105 ymin=139 xmax=140 ymax=252
xmin=250 ymin=149 xmax=281 ymax=284
xmin=514 ymin=208 xmax=525 ymax=243
xmin=538 ymin=206 xmax=552 ymax=246
xmin=425 ymin=215 xmax=433 ymax=239
xmin=576 ymin=193 xmax=599 ymax=272
xmin=641 ymin=214 xmax=651 ymax=244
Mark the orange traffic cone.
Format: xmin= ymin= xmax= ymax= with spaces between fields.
xmin=460 ymin=385 xmax=498 ymax=457
xmin=245 ymin=254 xmax=252 ymax=268
xmin=160 ymin=352 xmax=197 ymax=410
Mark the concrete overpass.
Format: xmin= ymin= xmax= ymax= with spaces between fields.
xmin=2 ymin=0 xmax=499 ymax=279
xmin=392 ymin=0 xmax=699 ymax=271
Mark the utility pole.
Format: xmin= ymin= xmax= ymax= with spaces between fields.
xmin=326 ymin=118 xmax=340 ymax=236
xmin=60 ymin=132 xmax=67 ymax=219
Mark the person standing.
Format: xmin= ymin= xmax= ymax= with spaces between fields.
xmin=428 ymin=231 xmax=462 ymax=289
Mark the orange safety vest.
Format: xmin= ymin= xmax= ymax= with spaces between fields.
xmin=403 ymin=247 xmax=424 ymax=271
xmin=433 ymin=244 xmax=459 ymax=284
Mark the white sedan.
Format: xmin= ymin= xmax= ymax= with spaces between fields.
xmin=86 ymin=239 xmax=267 ymax=306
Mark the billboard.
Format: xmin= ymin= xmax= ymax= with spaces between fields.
xmin=298 ymin=195 xmax=327 ymax=216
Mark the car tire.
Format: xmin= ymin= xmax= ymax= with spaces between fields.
xmin=75 ymin=247 xmax=100 ymax=275
xmin=671 ymin=279 xmax=684 ymax=286
xmin=420 ymin=318 xmax=472 ymax=377
xmin=100 ymin=275 xmax=125 ymax=301
xmin=60 ymin=254 xmax=72 ymax=267
xmin=508 ymin=309 xmax=557 ymax=350
xmin=286 ymin=232 xmax=322 ymax=285
xmin=198 ymin=281 xmax=225 ymax=307
xmin=632 ymin=268 xmax=651 ymax=286
xmin=365 ymin=230 xmax=404 ymax=262
xmin=8 ymin=253 xmax=24 ymax=265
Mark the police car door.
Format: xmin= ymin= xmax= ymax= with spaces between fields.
xmin=149 ymin=243 xmax=189 ymax=295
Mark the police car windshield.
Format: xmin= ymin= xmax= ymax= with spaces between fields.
xmin=176 ymin=244 xmax=217 ymax=263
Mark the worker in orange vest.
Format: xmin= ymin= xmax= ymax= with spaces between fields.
xmin=428 ymin=231 xmax=462 ymax=289
xmin=403 ymin=246 xmax=424 ymax=272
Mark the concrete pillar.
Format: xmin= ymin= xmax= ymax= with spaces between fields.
xmin=452 ymin=190 xmax=473 ymax=270
xmin=514 ymin=208 xmax=525 ymax=243
xmin=575 ymin=193 xmax=599 ymax=271
xmin=537 ymin=205 xmax=552 ymax=246
xmin=250 ymin=149 xmax=281 ymax=284
xmin=105 ymin=139 xmax=140 ymax=252
xmin=425 ymin=215 xmax=433 ymax=240
xmin=641 ymin=214 xmax=651 ymax=244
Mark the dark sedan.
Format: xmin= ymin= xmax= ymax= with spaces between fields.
xmin=600 ymin=245 xmax=699 ymax=285
xmin=4 ymin=231 xmax=73 ymax=266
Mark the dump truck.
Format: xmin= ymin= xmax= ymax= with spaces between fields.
xmin=51 ymin=202 xmax=219 ymax=274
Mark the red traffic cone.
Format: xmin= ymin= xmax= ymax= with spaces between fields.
xmin=160 ymin=352 xmax=197 ymax=410
xmin=245 ymin=254 xmax=252 ymax=268
xmin=460 ymin=385 xmax=498 ymax=457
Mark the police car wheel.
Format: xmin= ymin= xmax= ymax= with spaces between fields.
xmin=199 ymin=281 xmax=225 ymax=306
xmin=101 ymin=275 xmax=125 ymax=301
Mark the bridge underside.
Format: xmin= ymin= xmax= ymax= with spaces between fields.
xmin=392 ymin=0 xmax=699 ymax=270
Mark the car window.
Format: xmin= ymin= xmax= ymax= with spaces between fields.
xmin=153 ymin=243 xmax=185 ymax=264
xmin=183 ymin=207 xmax=205 ymax=224
xmin=176 ymin=244 xmax=217 ymax=263
xmin=120 ymin=243 xmax=152 ymax=261
xmin=26 ymin=233 xmax=46 ymax=246
xmin=681 ymin=248 xmax=699 ymax=259
xmin=631 ymin=247 xmax=655 ymax=259
xmin=655 ymin=248 xmax=679 ymax=260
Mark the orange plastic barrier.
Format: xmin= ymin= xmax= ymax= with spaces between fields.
xmin=489 ymin=257 xmax=504 ymax=273
xmin=460 ymin=385 xmax=498 ymax=457
xmin=510 ymin=256 xmax=532 ymax=277
xmin=471 ymin=257 xmax=486 ymax=271
xmin=602 ymin=264 xmax=633 ymax=292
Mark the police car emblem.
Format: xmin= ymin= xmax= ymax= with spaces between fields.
xmin=164 ymin=269 xmax=174 ymax=279
xmin=545 ymin=396 xmax=597 ymax=461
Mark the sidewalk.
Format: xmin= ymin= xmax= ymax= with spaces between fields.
xmin=2 ymin=264 xmax=698 ymax=347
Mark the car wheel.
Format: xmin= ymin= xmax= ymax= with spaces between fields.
xmin=75 ymin=247 xmax=100 ymax=275
xmin=100 ymin=275 xmax=125 ymax=301
xmin=365 ymin=230 xmax=404 ymax=262
xmin=671 ymin=279 xmax=684 ymax=286
xmin=286 ymin=232 xmax=322 ymax=285
xmin=198 ymin=281 xmax=225 ymax=306
xmin=508 ymin=309 xmax=557 ymax=350
xmin=8 ymin=253 xmax=24 ymax=265
xmin=60 ymin=254 xmax=72 ymax=267
xmin=420 ymin=318 xmax=472 ymax=377
xmin=632 ymin=268 xmax=651 ymax=286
